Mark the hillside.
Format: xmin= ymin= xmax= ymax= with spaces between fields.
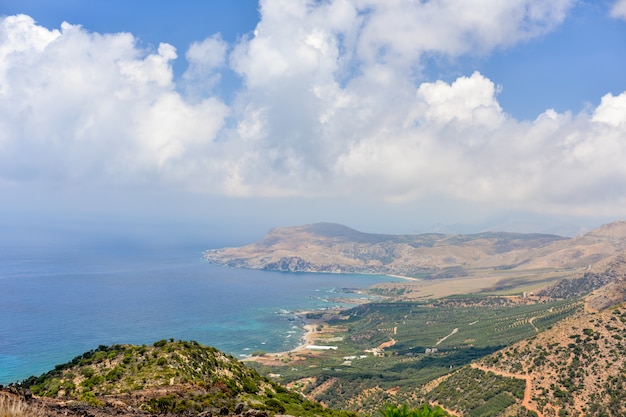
xmin=243 ymin=252 xmax=626 ymax=416
xmin=424 ymin=303 xmax=626 ymax=416
xmin=205 ymin=221 xmax=626 ymax=299
xmin=204 ymin=223 xmax=566 ymax=277
xmin=6 ymin=340 xmax=355 ymax=417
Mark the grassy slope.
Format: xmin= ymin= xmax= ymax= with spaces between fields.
xmin=20 ymin=340 xmax=355 ymax=417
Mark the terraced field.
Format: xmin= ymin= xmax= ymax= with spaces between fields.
xmin=249 ymin=297 xmax=583 ymax=414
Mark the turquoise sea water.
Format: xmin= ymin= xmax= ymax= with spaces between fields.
xmin=0 ymin=239 xmax=397 ymax=384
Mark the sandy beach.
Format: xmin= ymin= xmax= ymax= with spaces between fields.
xmin=243 ymin=317 xmax=325 ymax=366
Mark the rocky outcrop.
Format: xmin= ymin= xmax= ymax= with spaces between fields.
xmin=585 ymin=255 xmax=626 ymax=311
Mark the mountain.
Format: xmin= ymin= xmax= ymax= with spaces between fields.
xmin=5 ymin=340 xmax=355 ymax=417
xmin=204 ymin=221 xmax=626 ymax=299
xmin=204 ymin=222 xmax=566 ymax=276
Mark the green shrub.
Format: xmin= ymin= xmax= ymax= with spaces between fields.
xmin=80 ymin=391 xmax=103 ymax=407
xmin=106 ymin=366 xmax=124 ymax=381
xmin=265 ymin=398 xmax=286 ymax=413
xmin=153 ymin=340 xmax=168 ymax=348
xmin=381 ymin=404 xmax=449 ymax=417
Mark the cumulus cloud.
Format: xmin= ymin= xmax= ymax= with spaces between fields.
xmin=183 ymin=34 xmax=228 ymax=97
xmin=353 ymin=0 xmax=573 ymax=68
xmin=2 ymin=0 xmax=626 ymax=220
xmin=611 ymin=0 xmax=626 ymax=20
xmin=0 ymin=14 xmax=228 ymax=185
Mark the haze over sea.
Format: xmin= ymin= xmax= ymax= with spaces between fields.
xmin=0 ymin=224 xmax=398 ymax=385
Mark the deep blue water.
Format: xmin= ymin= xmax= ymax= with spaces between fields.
xmin=0 ymin=240 xmax=397 ymax=384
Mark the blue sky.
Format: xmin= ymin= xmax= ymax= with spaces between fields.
xmin=1 ymin=0 xmax=626 ymax=241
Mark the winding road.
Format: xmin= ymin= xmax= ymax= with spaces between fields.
xmin=470 ymin=363 xmax=543 ymax=417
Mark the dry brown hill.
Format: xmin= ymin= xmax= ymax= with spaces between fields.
xmin=205 ymin=222 xmax=626 ymax=274
xmin=204 ymin=222 xmax=566 ymax=275
xmin=456 ymin=303 xmax=626 ymax=417
xmin=205 ymin=221 xmax=626 ymax=298
xmin=420 ymin=254 xmax=626 ymax=416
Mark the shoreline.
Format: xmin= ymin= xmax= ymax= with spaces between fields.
xmin=383 ymin=273 xmax=420 ymax=282
xmin=243 ymin=277 xmax=403 ymax=365
xmin=242 ymin=310 xmax=336 ymax=365
xmin=204 ymin=261 xmax=420 ymax=282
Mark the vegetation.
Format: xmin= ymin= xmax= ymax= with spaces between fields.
xmin=380 ymin=403 xmax=449 ymax=417
xmin=249 ymin=297 xmax=582 ymax=414
xmin=473 ymin=305 xmax=626 ymax=416
xmin=539 ymin=271 xmax=615 ymax=299
xmin=0 ymin=394 xmax=45 ymax=417
xmin=426 ymin=367 xmax=524 ymax=416
xmin=19 ymin=340 xmax=356 ymax=417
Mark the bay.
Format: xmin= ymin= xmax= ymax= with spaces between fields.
xmin=0 ymin=239 xmax=398 ymax=384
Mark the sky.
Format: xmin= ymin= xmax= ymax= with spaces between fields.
xmin=1 ymin=0 xmax=626 ymax=244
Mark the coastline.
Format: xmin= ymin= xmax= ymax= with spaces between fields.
xmin=204 ymin=260 xmax=419 ymax=283
xmin=383 ymin=273 xmax=420 ymax=282
xmin=243 ymin=311 xmax=333 ymax=366
xmin=244 ymin=279 xmax=397 ymax=366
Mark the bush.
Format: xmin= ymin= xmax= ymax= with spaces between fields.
xmin=79 ymin=391 xmax=103 ymax=407
xmin=106 ymin=366 xmax=124 ymax=381
xmin=381 ymin=404 xmax=449 ymax=417
xmin=153 ymin=340 xmax=168 ymax=348
xmin=265 ymin=398 xmax=286 ymax=413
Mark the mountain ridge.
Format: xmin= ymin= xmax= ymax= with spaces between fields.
xmin=205 ymin=222 xmax=568 ymax=276
xmin=204 ymin=221 xmax=626 ymax=298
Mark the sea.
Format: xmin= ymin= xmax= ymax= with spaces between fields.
xmin=0 ymin=232 xmax=398 ymax=385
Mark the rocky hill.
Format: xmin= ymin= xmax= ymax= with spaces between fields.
xmin=204 ymin=222 xmax=626 ymax=278
xmin=3 ymin=340 xmax=355 ymax=417
xmin=204 ymin=222 xmax=566 ymax=277
xmin=413 ymin=255 xmax=626 ymax=416
xmin=426 ymin=302 xmax=626 ymax=417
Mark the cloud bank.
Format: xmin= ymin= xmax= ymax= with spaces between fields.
xmin=2 ymin=0 xmax=626 ymax=220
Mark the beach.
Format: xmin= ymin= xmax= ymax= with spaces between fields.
xmin=244 ymin=314 xmax=332 ymax=366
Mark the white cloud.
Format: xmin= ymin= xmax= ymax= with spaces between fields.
xmin=354 ymin=0 xmax=573 ymax=66
xmin=0 ymin=14 xmax=228 ymax=185
xmin=3 ymin=0 xmax=626 ymax=221
xmin=593 ymin=92 xmax=626 ymax=128
xmin=611 ymin=0 xmax=626 ymax=20
xmin=413 ymin=72 xmax=504 ymax=126
xmin=183 ymin=34 xmax=228 ymax=97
